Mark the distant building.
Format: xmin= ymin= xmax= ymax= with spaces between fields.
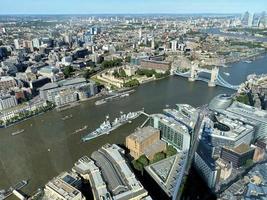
xmin=220 ymin=143 xmax=255 ymax=168
xmin=150 ymin=113 xmax=190 ymax=151
xmin=140 ymin=59 xmax=170 ymax=73
xmin=32 ymin=38 xmax=40 ymax=49
xmin=171 ymin=40 xmax=177 ymax=51
xmin=44 ymin=171 xmax=85 ymax=200
xmin=0 ymin=94 xmax=17 ymax=111
xmin=54 ymin=89 xmax=78 ymax=107
xmin=38 ymin=65 xmax=64 ymax=82
xmin=126 ymin=126 xmax=166 ymax=160
xmin=0 ymin=76 xmax=17 ymax=91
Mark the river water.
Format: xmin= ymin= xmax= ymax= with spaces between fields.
xmin=1 ymin=54 xmax=267 ymax=198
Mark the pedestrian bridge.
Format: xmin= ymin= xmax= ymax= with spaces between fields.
xmin=174 ymin=67 xmax=240 ymax=90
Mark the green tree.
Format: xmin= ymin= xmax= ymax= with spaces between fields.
xmin=245 ymin=159 xmax=254 ymax=168
xmin=112 ymin=69 xmax=120 ymax=78
xmin=137 ymin=155 xmax=149 ymax=167
xmin=119 ymin=68 xmax=127 ymax=78
xmin=63 ymin=66 xmax=74 ymax=78
xmin=152 ymin=152 xmax=166 ymax=163
xmin=132 ymin=160 xmax=143 ymax=172
xmin=125 ymin=56 xmax=131 ymax=63
xmin=165 ymin=145 xmax=177 ymax=157
xmin=84 ymin=69 xmax=93 ymax=79
xmin=236 ymin=93 xmax=249 ymax=105
xmin=124 ymin=79 xmax=140 ymax=87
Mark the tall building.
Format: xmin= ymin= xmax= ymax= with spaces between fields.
xmin=150 ymin=113 xmax=191 ymax=151
xmin=139 ymin=28 xmax=142 ymax=40
xmin=194 ymin=141 xmax=221 ymax=190
xmin=248 ymin=13 xmax=254 ymax=27
xmin=171 ymin=40 xmax=177 ymax=51
xmin=14 ymin=39 xmax=20 ymax=50
xmin=241 ymin=11 xmax=250 ymax=26
xmin=32 ymin=38 xmax=40 ymax=49
xmin=151 ymin=37 xmax=155 ymax=49
xmin=126 ymin=126 xmax=166 ymax=160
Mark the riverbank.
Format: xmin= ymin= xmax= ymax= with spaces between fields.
xmin=0 ymin=76 xmax=234 ymax=197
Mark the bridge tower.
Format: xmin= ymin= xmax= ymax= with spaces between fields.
xmin=188 ymin=64 xmax=198 ymax=82
xmin=208 ymin=67 xmax=219 ymax=87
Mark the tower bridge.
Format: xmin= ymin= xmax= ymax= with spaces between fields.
xmin=174 ymin=65 xmax=240 ymax=90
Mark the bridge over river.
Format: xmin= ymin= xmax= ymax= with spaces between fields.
xmin=174 ymin=66 xmax=240 ymax=90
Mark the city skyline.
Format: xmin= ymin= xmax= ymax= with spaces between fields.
xmin=0 ymin=0 xmax=266 ymax=15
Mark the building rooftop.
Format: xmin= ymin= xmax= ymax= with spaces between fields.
xmin=225 ymin=143 xmax=254 ymax=155
xmin=45 ymin=171 xmax=83 ymax=200
xmin=145 ymin=151 xmax=188 ymax=197
xmin=127 ymin=126 xmax=159 ymax=143
xmin=91 ymin=144 xmax=147 ymax=200
xmin=151 ymin=113 xmax=189 ymax=135
xmin=58 ymin=78 xmax=87 ymax=87
xmin=39 ymin=82 xmax=59 ymax=91
xmin=228 ymin=101 xmax=267 ymax=123
xmin=164 ymin=105 xmax=198 ymax=130
xmin=210 ymin=114 xmax=254 ymax=141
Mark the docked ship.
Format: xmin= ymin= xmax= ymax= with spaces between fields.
xmin=11 ymin=129 xmax=24 ymax=136
xmin=82 ymin=111 xmax=142 ymax=142
xmin=95 ymin=89 xmax=135 ymax=106
xmin=0 ymin=180 xmax=28 ymax=199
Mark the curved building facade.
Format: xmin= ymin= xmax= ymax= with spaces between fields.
xmin=209 ymin=94 xmax=233 ymax=111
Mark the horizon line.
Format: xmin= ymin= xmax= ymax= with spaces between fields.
xmin=0 ymin=12 xmax=246 ymax=16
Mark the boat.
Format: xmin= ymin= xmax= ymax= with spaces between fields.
xmin=11 ymin=129 xmax=24 ymax=136
xmin=82 ymin=111 xmax=142 ymax=142
xmin=0 ymin=180 xmax=28 ymax=199
xmin=95 ymin=90 xmax=135 ymax=106
xmin=244 ymin=60 xmax=252 ymax=63
xmin=61 ymin=114 xmax=73 ymax=120
xmin=223 ymin=72 xmax=230 ymax=76
xmin=95 ymin=99 xmax=106 ymax=105
xmin=73 ymin=125 xmax=88 ymax=134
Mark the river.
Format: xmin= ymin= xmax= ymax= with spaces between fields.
xmin=1 ymin=54 xmax=267 ymax=199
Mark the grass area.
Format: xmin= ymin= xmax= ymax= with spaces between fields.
xmin=236 ymin=93 xmax=250 ymax=105
xmin=131 ymin=144 xmax=177 ymax=172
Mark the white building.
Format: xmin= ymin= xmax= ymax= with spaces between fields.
xmin=0 ymin=94 xmax=17 ymax=111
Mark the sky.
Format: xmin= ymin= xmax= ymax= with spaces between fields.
xmin=0 ymin=0 xmax=266 ymax=15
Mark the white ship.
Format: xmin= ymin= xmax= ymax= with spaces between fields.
xmin=82 ymin=111 xmax=142 ymax=142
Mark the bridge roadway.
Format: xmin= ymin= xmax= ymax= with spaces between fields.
xmin=174 ymin=71 xmax=240 ymax=90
